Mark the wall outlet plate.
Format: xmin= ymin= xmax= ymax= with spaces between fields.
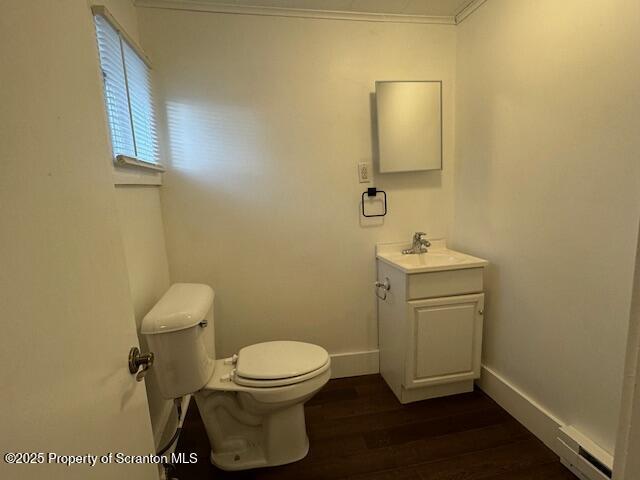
xmin=358 ymin=162 xmax=372 ymax=183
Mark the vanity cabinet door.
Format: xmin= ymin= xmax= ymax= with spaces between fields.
xmin=404 ymin=294 xmax=484 ymax=389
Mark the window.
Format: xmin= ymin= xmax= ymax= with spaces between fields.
xmin=93 ymin=11 xmax=160 ymax=166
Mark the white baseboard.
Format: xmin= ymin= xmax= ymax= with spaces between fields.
xmin=476 ymin=365 xmax=564 ymax=456
xmin=330 ymin=350 xmax=380 ymax=378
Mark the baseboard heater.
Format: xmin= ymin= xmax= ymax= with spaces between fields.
xmin=557 ymin=426 xmax=613 ymax=480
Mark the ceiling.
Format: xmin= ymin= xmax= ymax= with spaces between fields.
xmin=179 ymin=0 xmax=476 ymax=17
xmin=136 ymin=0 xmax=485 ymax=23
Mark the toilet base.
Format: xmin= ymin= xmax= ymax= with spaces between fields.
xmin=195 ymin=359 xmax=330 ymax=471
xmin=210 ymin=435 xmax=309 ymax=471
xmin=197 ymin=389 xmax=314 ymax=471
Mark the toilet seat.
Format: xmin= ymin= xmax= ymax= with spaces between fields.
xmin=204 ymin=358 xmax=331 ymax=404
xmin=222 ymin=341 xmax=330 ymax=388
xmin=234 ymin=361 xmax=330 ymax=387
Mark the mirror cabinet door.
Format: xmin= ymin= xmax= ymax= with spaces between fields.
xmin=376 ymin=81 xmax=442 ymax=173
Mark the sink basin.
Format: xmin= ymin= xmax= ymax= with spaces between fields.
xmin=388 ymin=252 xmax=465 ymax=268
xmin=376 ymin=241 xmax=488 ymax=273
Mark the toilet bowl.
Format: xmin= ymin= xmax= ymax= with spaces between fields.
xmin=141 ymin=284 xmax=331 ymax=471
xmin=197 ymin=352 xmax=330 ymax=470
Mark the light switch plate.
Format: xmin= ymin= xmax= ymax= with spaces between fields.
xmin=358 ymin=162 xmax=372 ymax=183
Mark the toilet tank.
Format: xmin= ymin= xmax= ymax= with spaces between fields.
xmin=141 ymin=283 xmax=216 ymax=399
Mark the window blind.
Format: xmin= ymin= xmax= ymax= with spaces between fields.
xmin=94 ymin=14 xmax=159 ymax=165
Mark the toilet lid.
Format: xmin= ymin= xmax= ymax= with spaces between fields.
xmin=235 ymin=341 xmax=329 ymax=381
xmin=233 ymin=360 xmax=330 ymax=388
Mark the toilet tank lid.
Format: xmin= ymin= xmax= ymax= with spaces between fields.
xmin=141 ymin=283 xmax=214 ymax=335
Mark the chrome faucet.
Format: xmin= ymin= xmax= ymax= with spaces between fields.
xmin=402 ymin=232 xmax=431 ymax=254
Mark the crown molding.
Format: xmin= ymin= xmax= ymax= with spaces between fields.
xmin=134 ymin=0 xmax=459 ymax=25
xmin=455 ymin=0 xmax=487 ymax=24
xmin=135 ymin=0 xmax=488 ymax=26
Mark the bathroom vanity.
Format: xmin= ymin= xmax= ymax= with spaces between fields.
xmin=376 ymin=240 xmax=488 ymax=403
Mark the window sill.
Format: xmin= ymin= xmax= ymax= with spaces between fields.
xmin=116 ymin=154 xmax=165 ymax=172
xmin=113 ymin=156 xmax=164 ymax=186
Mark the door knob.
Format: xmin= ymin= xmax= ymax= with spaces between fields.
xmin=128 ymin=347 xmax=154 ymax=382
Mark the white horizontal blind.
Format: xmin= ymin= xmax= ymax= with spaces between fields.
xmin=94 ymin=15 xmax=135 ymax=158
xmin=123 ymin=42 xmax=159 ymax=164
xmin=94 ymin=14 xmax=159 ymax=164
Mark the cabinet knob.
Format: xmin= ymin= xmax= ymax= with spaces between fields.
xmin=478 ymin=309 xmax=484 ymax=315
xmin=375 ymin=278 xmax=391 ymax=300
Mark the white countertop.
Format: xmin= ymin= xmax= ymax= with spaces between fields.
xmin=376 ymin=240 xmax=488 ymax=273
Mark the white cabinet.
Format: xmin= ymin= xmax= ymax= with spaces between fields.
xmin=377 ymin=259 xmax=485 ymax=403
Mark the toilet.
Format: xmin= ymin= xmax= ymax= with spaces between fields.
xmin=141 ymin=283 xmax=331 ymax=471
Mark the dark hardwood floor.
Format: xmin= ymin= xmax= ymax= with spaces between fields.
xmin=170 ymin=375 xmax=577 ymax=480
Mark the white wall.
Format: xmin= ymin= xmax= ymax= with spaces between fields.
xmin=137 ymin=8 xmax=457 ymax=358
xmin=454 ymin=0 xmax=640 ymax=453
xmin=94 ymin=0 xmax=174 ymax=448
